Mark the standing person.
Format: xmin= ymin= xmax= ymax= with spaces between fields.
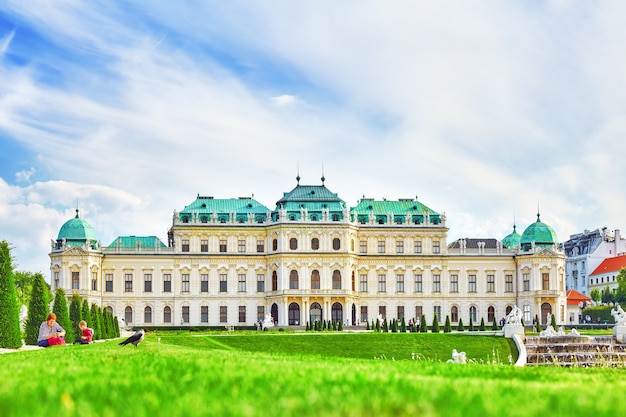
xmin=38 ymin=313 xmax=66 ymax=347
xmin=73 ymin=320 xmax=93 ymax=344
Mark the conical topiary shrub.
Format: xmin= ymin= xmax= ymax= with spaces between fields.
xmin=469 ymin=317 xmax=474 ymax=332
xmin=24 ymin=273 xmax=49 ymax=345
xmin=432 ymin=314 xmax=440 ymax=333
xmin=52 ymin=288 xmax=74 ymax=343
xmin=444 ymin=315 xmax=451 ymax=333
xmin=492 ymin=316 xmax=498 ymax=331
xmin=457 ymin=318 xmax=465 ymax=332
xmin=479 ymin=317 xmax=485 ymax=331
xmin=420 ymin=315 xmax=428 ymax=333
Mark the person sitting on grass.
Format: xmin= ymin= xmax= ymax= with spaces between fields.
xmin=37 ymin=313 xmax=66 ymax=347
xmin=73 ymin=320 xmax=93 ymax=345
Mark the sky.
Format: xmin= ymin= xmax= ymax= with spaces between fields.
xmin=1 ymin=1 xmax=626 ymax=277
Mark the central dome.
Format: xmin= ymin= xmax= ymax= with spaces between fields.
xmin=57 ymin=209 xmax=97 ymax=247
xmin=520 ymin=213 xmax=558 ymax=251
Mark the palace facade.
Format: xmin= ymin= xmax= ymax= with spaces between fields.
xmin=49 ymin=178 xmax=567 ymax=328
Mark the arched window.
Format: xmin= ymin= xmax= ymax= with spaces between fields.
xmin=333 ymin=238 xmax=341 ymax=250
xmin=290 ymin=238 xmax=298 ymax=250
xmin=487 ymin=306 xmax=495 ymax=323
xmin=125 ymin=306 xmax=133 ymax=324
xmin=311 ymin=270 xmax=320 ymax=289
xmin=272 ymin=271 xmax=278 ymax=291
xmin=451 ymin=306 xmax=458 ymax=322
xmin=272 ymin=239 xmax=278 ymax=251
xmin=332 ymin=214 xmax=339 ymax=221
xmin=289 ymin=270 xmax=299 ymax=289
xmin=163 ymin=306 xmax=171 ymax=323
xmin=311 ymin=215 xmax=318 ymax=221
xmin=505 ymin=305 xmax=513 ymax=316
xmin=144 ymin=306 xmax=152 ymax=323
xmin=310 ymin=302 xmax=322 ymax=324
xmin=469 ymin=306 xmax=477 ymax=323
xmin=288 ymin=303 xmax=300 ymax=325
xmin=332 ymin=270 xmax=341 ymax=289
xmin=311 ymin=238 xmax=319 ymax=250
xmin=271 ymin=303 xmax=278 ymax=324
xmin=331 ymin=302 xmax=343 ymax=322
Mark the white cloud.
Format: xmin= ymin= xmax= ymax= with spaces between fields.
xmin=15 ymin=167 xmax=35 ymax=182
xmin=271 ymin=95 xmax=297 ymax=106
xmin=0 ymin=28 xmax=14 ymax=56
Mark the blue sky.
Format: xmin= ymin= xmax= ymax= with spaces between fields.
xmin=1 ymin=1 xmax=626 ymax=276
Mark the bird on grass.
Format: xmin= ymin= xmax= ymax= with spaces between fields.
xmin=119 ymin=329 xmax=145 ymax=347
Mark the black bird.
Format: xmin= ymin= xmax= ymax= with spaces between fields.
xmin=119 ymin=329 xmax=145 ymax=347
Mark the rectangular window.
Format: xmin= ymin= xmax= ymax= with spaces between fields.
xmin=433 ymin=306 xmax=441 ymax=321
xmin=397 ymin=306 xmax=405 ymax=320
xmin=238 ymin=239 xmax=246 ymax=253
xmin=257 ymin=306 xmax=265 ymax=323
xmin=487 ymin=274 xmax=495 ymax=292
xmin=396 ymin=274 xmax=405 ymax=293
xmin=163 ymin=273 xmax=172 ymax=292
xmin=201 ymin=306 xmax=209 ymax=323
xmin=378 ymin=305 xmax=386 ymax=319
xmin=523 ymin=273 xmax=530 ymax=291
xmin=542 ymin=273 xmax=550 ymax=290
xmin=359 ymin=240 xmax=367 ymax=254
xmin=220 ymin=306 xmax=227 ymax=323
xmin=415 ymin=274 xmax=423 ymax=293
xmin=182 ymin=239 xmax=190 ymax=252
xmin=182 ymin=274 xmax=190 ymax=292
xmin=505 ymin=274 xmax=514 ymax=292
xmin=432 ymin=241 xmax=440 ymax=254
xmin=257 ymin=274 xmax=265 ymax=292
xmin=415 ymin=306 xmax=423 ymax=321
xmin=378 ymin=274 xmax=386 ymax=292
xmin=220 ymin=274 xmax=228 ymax=292
xmin=72 ymin=271 xmax=79 ymax=290
xmin=144 ymin=274 xmax=152 ymax=292
xmin=91 ymin=272 xmax=97 ymax=291
xmin=201 ymin=274 xmax=209 ymax=292
xmin=468 ymin=274 xmax=477 ymax=292
xmin=106 ymin=273 xmax=113 ymax=292
xmin=257 ymin=240 xmax=264 ymax=253
xmin=182 ymin=306 xmax=190 ymax=323
xmin=200 ymin=239 xmax=208 ymax=253
xmin=124 ymin=273 xmax=133 ymax=292
xmin=414 ymin=240 xmax=422 ymax=254
xmin=360 ymin=306 xmax=368 ymax=323
xmin=377 ymin=241 xmax=385 ymax=254
xmin=219 ymin=239 xmax=227 ymax=253
xmin=433 ymin=274 xmax=441 ymax=293
xmin=238 ymin=274 xmax=246 ymax=292
xmin=396 ymin=241 xmax=404 ymax=254
xmin=450 ymin=274 xmax=458 ymax=293
xmin=239 ymin=306 xmax=246 ymax=323
xmin=359 ymin=274 xmax=368 ymax=292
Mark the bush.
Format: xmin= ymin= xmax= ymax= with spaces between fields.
xmin=479 ymin=318 xmax=485 ymax=331
xmin=550 ymin=313 xmax=557 ymax=329
xmin=375 ymin=318 xmax=381 ymax=332
xmin=444 ymin=315 xmax=451 ymax=333
xmin=431 ymin=314 xmax=440 ymax=333
xmin=52 ymin=288 xmax=74 ymax=343
xmin=582 ymin=306 xmax=614 ymax=324
xmin=492 ymin=317 xmax=498 ymax=331
xmin=420 ymin=315 xmax=428 ymax=333
xmin=469 ymin=317 xmax=474 ymax=332
xmin=0 ymin=241 xmax=22 ymax=348
xmin=366 ymin=321 xmax=370 ymax=330
xmin=457 ymin=318 xmax=464 ymax=332
xmin=69 ymin=293 xmax=82 ymax=341
xmin=81 ymin=299 xmax=92 ymax=332
xmin=24 ymin=273 xmax=49 ymax=345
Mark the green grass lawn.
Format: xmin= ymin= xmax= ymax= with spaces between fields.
xmin=0 ymin=331 xmax=624 ymax=417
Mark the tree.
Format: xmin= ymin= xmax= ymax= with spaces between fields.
xmin=479 ymin=317 xmax=485 ymax=331
xmin=457 ymin=318 xmax=465 ymax=332
xmin=81 ymin=299 xmax=92 ymax=331
xmin=366 ymin=320 xmax=370 ymax=330
xmin=420 ymin=315 xmax=428 ymax=333
xmin=444 ymin=315 xmax=451 ymax=333
xmin=590 ymin=287 xmax=601 ymax=303
xmin=469 ymin=317 xmax=474 ymax=332
xmin=14 ymin=271 xmax=53 ymax=309
xmin=24 ymin=273 xmax=49 ymax=345
xmin=0 ymin=241 xmax=22 ymax=348
xmin=400 ymin=317 xmax=406 ymax=333
xmin=338 ymin=320 xmax=343 ymax=331
xmin=492 ymin=316 xmax=498 ymax=331
xmin=431 ymin=314 xmax=440 ymax=333
xmin=534 ymin=314 xmax=540 ymax=332
xmin=69 ymin=293 xmax=82 ymax=341
xmin=52 ymin=288 xmax=74 ymax=343
xmin=90 ymin=304 xmax=101 ymax=340
xmin=616 ymin=268 xmax=626 ymax=303
xmin=602 ymin=286 xmax=614 ymax=304
xmin=550 ymin=312 xmax=557 ymax=329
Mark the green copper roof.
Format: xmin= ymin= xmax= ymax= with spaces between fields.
xmin=274 ymin=183 xmax=347 ymax=221
xmin=502 ymin=225 xmax=521 ymax=249
xmin=179 ymin=196 xmax=270 ymax=223
xmin=350 ymin=198 xmax=441 ymax=224
xmin=107 ymin=236 xmax=166 ymax=248
xmin=57 ymin=209 xmax=97 ymax=244
xmin=520 ymin=213 xmax=558 ymax=250
xmin=276 ymin=184 xmax=344 ymax=205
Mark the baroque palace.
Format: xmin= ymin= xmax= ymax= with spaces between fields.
xmin=49 ymin=177 xmax=566 ymax=328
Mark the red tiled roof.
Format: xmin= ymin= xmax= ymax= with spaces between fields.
xmin=566 ymin=289 xmax=591 ymax=306
xmin=590 ymin=254 xmax=626 ymax=276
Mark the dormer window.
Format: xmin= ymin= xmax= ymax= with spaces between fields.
xmin=182 ymin=216 xmax=189 ymax=223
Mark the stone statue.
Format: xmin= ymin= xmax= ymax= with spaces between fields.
xmin=260 ymin=314 xmax=275 ymax=330
xmin=447 ymin=349 xmax=467 ymax=364
xmin=504 ymin=306 xmax=523 ymax=326
xmin=611 ymin=304 xmax=626 ymax=325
